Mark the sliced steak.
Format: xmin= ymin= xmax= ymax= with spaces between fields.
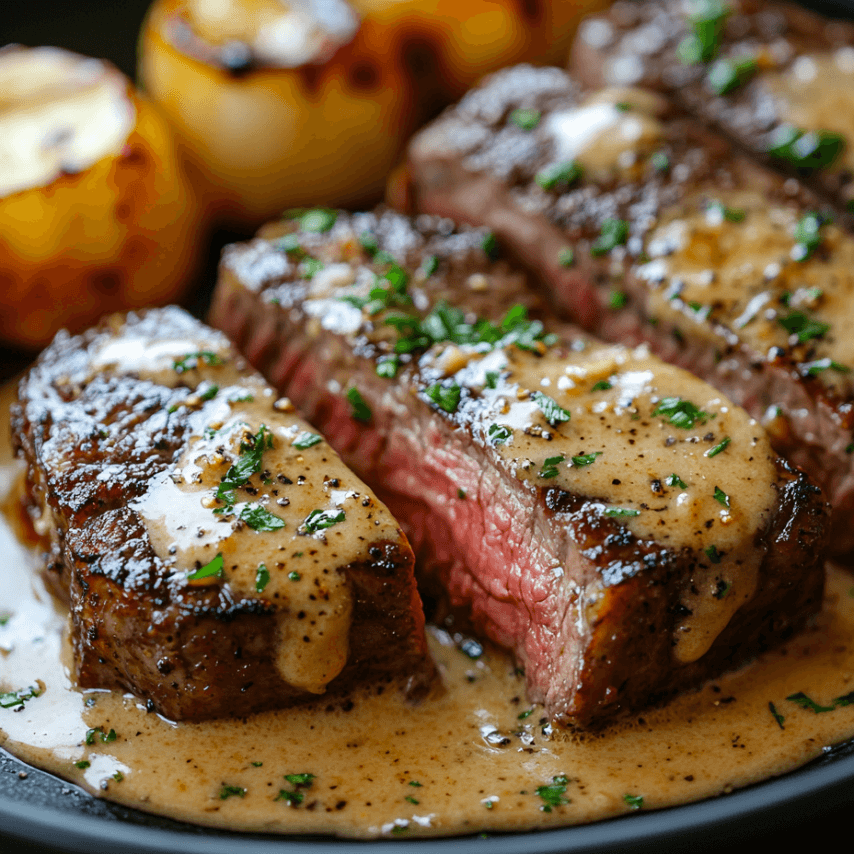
xmin=12 ymin=306 xmax=433 ymax=721
xmin=569 ymin=0 xmax=854 ymax=217
xmin=209 ymin=208 xmax=827 ymax=726
xmin=396 ymin=64 xmax=854 ymax=554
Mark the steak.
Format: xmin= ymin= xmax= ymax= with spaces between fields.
xmin=569 ymin=0 xmax=854 ymax=217
xmin=12 ymin=306 xmax=433 ymax=721
xmin=395 ymin=64 xmax=854 ymax=554
xmin=209 ymin=208 xmax=827 ymax=726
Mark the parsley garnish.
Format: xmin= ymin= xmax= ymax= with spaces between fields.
xmin=591 ymin=380 xmax=612 ymax=391
xmin=623 ymin=794 xmax=644 ymax=810
xmin=706 ymin=56 xmax=756 ymax=95
xmin=666 ymin=473 xmax=687 ymax=489
xmin=256 ymin=564 xmax=270 ymax=593
xmin=346 ymin=387 xmax=372 ymax=422
xmin=113 ymin=771 xmax=124 ymax=782
xmin=786 ymin=692 xmax=836 ymax=713
xmin=301 ymin=509 xmax=346 ymax=534
xmin=536 ymin=775 xmax=569 ymax=812
xmin=591 ymin=218 xmax=629 ymax=256
xmin=769 ymin=701 xmax=785 ymax=729
xmin=706 ymin=436 xmax=731 ymax=457
xmin=409 ymin=781 xmax=423 ymax=787
xmin=767 ymin=126 xmax=845 ymax=173
xmin=705 ymin=545 xmax=722 ymax=564
xmin=608 ymin=290 xmax=628 ymax=310
xmin=376 ymin=356 xmax=399 ymax=378
xmin=288 ymin=571 xmax=300 ymax=581
xmin=517 ymin=708 xmax=535 ymax=720
xmin=0 ymin=686 xmax=40 ymax=709
xmin=277 ymin=790 xmax=304 ymax=805
xmin=651 ymin=151 xmax=670 ymax=172
xmin=485 ymin=371 xmax=500 ymax=389
xmin=707 ymin=200 xmax=746 ymax=222
xmin=173 ymin=351 xmax=224 ymax=373
xmin=510 ymin=109 xmax=541 ymax=130
xmin=713 ymin=486 xmax=730 ymax=507
xmin=557 ymin=247 xmax=575 ymax=267
xmin=285 ymin=773 xmax=315 ymax=787
xmin=571 ymin=452 xmax=602 ymax=467
xmin=74 ymin=760 xmax=90 ymax=770
xmin=239 ymin=505 xmax=286 ymax=531
xmin=604 ymin=507 xmax=640 ymax=518
xmin=200 ymin=384 xmax=219 ymax=401
xmin=652 ymin=397 xmax=709 ymax=428
xmin=801 ymin=358 xmax=850 ymax=377
xmin=294 ymin=208 xmax=337 ymax=233
xmin=678 ymin=0 xmax=729 ymax=64
xmin=292 ymin=431 xmax=322 ymax=449
xmin=421 ymin=255 xmax=439 ymax=277
xmin=536 ymin=161 xmax=581 ymax=191
xmin=405 ymin=795 xmax=420 ymax=805
xmin=220 ymin=785 xmax=246 ymax=800
xmin=188 ymin=552 xmax=224 ymax=581
xmin=532 ymin=391 xmax=571 ymax=426
xmin=792 ymin=212 xmax=829 ymax=261
xmin=216 ymin=425 xmax=274 ymax=509
xmin=85 ymin=727 xmax=116 ymax=744
xmin=481 ymin=232 xmax=499 ymax=259
xmin=426 ymin=382 xmax=462 ymax=413
xmin=488 ymin=424 xmax=512 ymax=445
xmin=539 ymin=455 xmax=565 ymax=478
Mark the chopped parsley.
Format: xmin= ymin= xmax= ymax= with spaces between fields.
xmin=173 ymin=351 xmax=224 ymax=373
xmin=113 ymin=771 xmax=125 ymax=782
xmin=421 ymin=254 xmax=439 ymax=277
xmin=651 ymin=151 xmax=670 ymax=172
xmin=376 ymin=356 xmax=400 ymax=378
xmin=652 ymin=397 xmax=709 ymax=429
xmin=346 ymin=387 xmax=372 ymax=422
xmin=255 ymin=564 xmax=270 ymax=593
xmin=409 ymin=780 xmax=423 ymax=787
xmin=216 ymin=425 xmax=274 ymax=509
xmin=293 ymin=207 xmax=337 ymax=233
xmin=792 ymin=212 xmax=829 ymax=261
xmin=517 ymin=708 xmax=535 ymax=720
xmin=786 ymin=692 xmax=836 ymax=714
xmin=706 ymin=56 xmax=756 ymax=95
xmin=239 ymin=505 xmax=286 ymax=531
xmin=85 ymin=727 xmax=116 ymax=745
xmin=74 ymin=760 xmax=90 ymax=770
xmin=532 ymin=391 xmax=571 ymax=426
xmin=0 ymin=614 xmax=8 ymax=627
xmin=220 ymin=785 xmax=246 ymax=800
xmin=623 ymin=794 xmax=644 ymax=810
xmin=571 ymin=452 xmax=602 ymax=467
xmin=359 ymin=230 xmax=379 ymax=256
xmin=276 ymin=790 xmax=304 ymax=805
xmin=707 ymin=200 xmax=746 ymax=222
xmin=487 ymin=424 xmax=513 ymax=446
xmin=485 ymin=371 xmax=500 ymax=389
xmin=299 ymin=257 xmax=325 ymax=278
xmin=284 ymin=773 xmax=315 ymax=787
xmin=604 ymin=507 xmax=640 ymax=518
xmin=591 ymin=380 xmax=612 ymax=392
xmin=705 ymin=544 xmax=722 ymax=564
xmin=666 ymin=473 xmax=687 ymax=489
xmin=608 ymin=290 xmax=628 ymax=310
xmin=292 ymin=431 xmax=322 ymax=449
xmin=188 ymin=552 xmax=224 ymax=582
xmin=769 ymin=701 xmax=785 ymax=730
xmin=535 ymin=775 xmax=569 ymax=812
xmin=679 ymin=0 xmax=729 ymax=64
xmin=510 ymin=109 xmax=541 ymax=131
xmin=0 ymin=686 xmax=40 ymax=709
xmin=405 ymin=795 xmax=420 ymax=805
xmin=557 ymin=247 xmax=575 ymax=267
xmin=200 ymin=384 xmax=219 ymax=401
xmin=706 ymin=436 xmax=731 ymax=457
xmin=591 ymin=218 xmax=629 ymax=256
xmin=713 ymin=486 xmax=730 ymax=508
xmin=426 ymin=382 xmax=462 ymax=413
xmin=801 ymin=358 xmax=850 ymax=377
xmin=288 ymin=571 xmax=300 ymax=581
xmin=481 ymin=232 xmax=499 ymax=259
xmin=301 ymin=509 xmax=346 ymax=534
xmin=535 ymin=161 xmax=581 ymax=191
xmin=539 ymin=455 xmax=565 ymax=478
xmin=767 ymin=126 xmax=845 ymax=173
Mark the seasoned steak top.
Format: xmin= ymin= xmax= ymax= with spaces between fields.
xmin=224 ymin=208 xmax=789 ymax=665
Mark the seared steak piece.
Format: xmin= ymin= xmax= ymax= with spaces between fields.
xmin=569 ymin=0 xmax=854 ymax=217
xmin=396 ymin=64 xmax=854 ymax=554
xmin=209 ymin=208 xmax=827 ymax=726
xmin=12 ymin=307 xmax=433 ymax=721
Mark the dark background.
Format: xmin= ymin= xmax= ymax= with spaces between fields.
xmin=3 ymin=1 xmax=854 ymax=852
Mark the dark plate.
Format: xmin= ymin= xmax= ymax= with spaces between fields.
xmin=4 ymin=1 xmax=854 ymax=851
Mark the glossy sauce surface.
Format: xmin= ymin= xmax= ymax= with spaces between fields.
xmin=3 ymin=380 xmax=854 ymax=839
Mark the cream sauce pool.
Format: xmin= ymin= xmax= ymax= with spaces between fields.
xmin=3 ymin=383 xmax=854 ymax=839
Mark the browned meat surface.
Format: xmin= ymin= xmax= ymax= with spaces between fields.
xmin=396 ymin=63 xmax=854 ymax=555
xmin=569 ymin=0 xmax=854 ymax=216
xmin=12 ymin=307 xmax=433 ymax=721
xmin=209 ymin=208 xmax=827 ymax=726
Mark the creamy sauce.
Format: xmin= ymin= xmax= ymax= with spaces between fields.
xmin=638 ymin=189 xmax=854 ymax=395
xmin=762 ymin=50 xmax=854 ymax=174
xmin=0 ymin=47 xmax=135 ymax=198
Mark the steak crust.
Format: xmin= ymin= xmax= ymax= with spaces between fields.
xmin=210 ymin=209 xmax=827 ymax=725
xmin=12 ymin=307 xmax=433 ymax=721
